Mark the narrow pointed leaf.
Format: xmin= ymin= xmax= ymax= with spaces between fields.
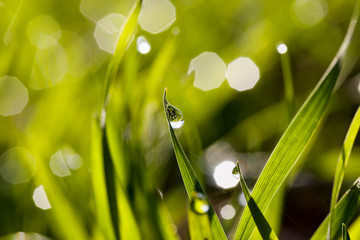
xmin=235 ymin=162 xmax=279 ymax=240
xmin=342 ymin=223 xmax=351 ymax=240
xmin=234 ymin=5 xmax=359 ymax=239
xmin=329 ymin=107 xmax=360 ymax=237
xmin=164 ymin=90 xmax=227 ymax=240
xmin=311 ymin=177 xmax=360 ymax=240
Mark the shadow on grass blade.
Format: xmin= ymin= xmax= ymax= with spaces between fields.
xmin=234 ymin=162 xmax=279 ymax=240
xmin=233 ymin=3 xmax=360 ymax=239
xmin=342 ymin=223 xmax=351 ymax=240
xmin=163 ymin=89 xmax=227 ymax=240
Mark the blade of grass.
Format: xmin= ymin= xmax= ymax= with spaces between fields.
xmin=163 ymin=90 xmax=227 ymax=240
xmin=329 ymin=106 xmax=360 ymax=238
xmin=90 ymin=116 xmax=116 ymax=240
xmin=348 ymin=215 xmax=360 ymax=237
xmin=188 ymin=196 xmax=213 ymax=240
xmin=235 ymin=162 xmax=279 ymax=240
xmin=342 ymin=223 xmax=351 ymax=240
xmin=311 ymin=177 xmax=360 ymax=240
xmin=233 ymin=4 xmax=359 ymax=239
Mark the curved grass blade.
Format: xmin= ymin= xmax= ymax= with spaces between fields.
xmin=163 ymin=89 xmax=227 ymax=240
xmin=311 ymin=177 xmax=360 ymax=240
xmin=342 ymin=223 xmax=351 ymax=240
xmin=234 ymin=162 xmax=279 ymax=240
xmin=188 ymin=193 xmax=213 ymax=240
xmin=233 ymin=5 xmax=360 ymax=239
xmin=329 ymin=107 xmax=360 ymax=238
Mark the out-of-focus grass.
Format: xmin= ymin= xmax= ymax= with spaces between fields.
xmin=0 ymin=0 xmax=360 ymax=239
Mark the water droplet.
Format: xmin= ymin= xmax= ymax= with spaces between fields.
xmin=164 ymin=89 xmax=184 ymax=129
xmin=190 ymin=192 xmax=210 ymax=214
xmin=232 ymin=164 xmax=240 ymax=179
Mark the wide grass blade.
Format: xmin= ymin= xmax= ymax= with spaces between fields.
xmin=233 ymin=4 xmax=359 ymax=239
xmin=329 ymin=107 xmax=360 ymax=237
xmin=311 ymin=178 xmax=360 ymax=240
xmin=342 ymin=223 xmax=351 ymax=240
xmin=235 ymin=162 xmax=279 ymax=240
xmin=90 ymin=116 xmax=116 ymax=240
xmin=163 ymin=90 xmax=227 ymax=240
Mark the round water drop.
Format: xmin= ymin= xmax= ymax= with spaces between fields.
xmin=190 ymin=192 xmax=210 ymax=214
xmin=232 ymin=164 xmax=240 ymax=179
xmin=166 ymin=104 xmax=184 ymax=129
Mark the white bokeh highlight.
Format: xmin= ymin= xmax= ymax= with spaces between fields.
xmin=50 ymin=151 xmax=71 ymax=177
xmin=27 ymin=15 xmax=61 ymax=49
xmin=136 ymin=36 xmax=151 ymax=54
xmin=226 ymin=57 xmax=260 ymax=92
xmin=0 ymin=147 xmax=36 ymax=184
xmin=277 ymin=43 xmax=288 ymax=54
xmin=0 ymin=76 xmax=28 ymax=116
xmin=33 ymin=185 xmax=52 ymax=210
xmin=138 ymin=0 xmax=176 ymax=34
xmin=292 ymin=0 xmax=328 ymax=28
xmin=213 ymin=161 xmax=239 ymax=189
xmin=188 ymin=52 xmax=226 ymax=91
xmin=220 ymin=204 xmax=236 ymax=220
xmin=94 ymin=13 xmax=125 ymax=54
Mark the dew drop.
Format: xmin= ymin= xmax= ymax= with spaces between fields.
xmin=164 ymin=89 xmax=184 ymax=129
xmin=190 ymin=192 xmax=210 ymax=214
xmin=232 ymin=164 xmax=240 ymax=179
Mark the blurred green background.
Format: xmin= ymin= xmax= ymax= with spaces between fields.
xmin=0 ymin=0 xmax=360 ymax=239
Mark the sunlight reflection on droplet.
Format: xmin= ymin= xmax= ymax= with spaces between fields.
xmin=33 ymin=185 xmax=52 ymax=210
xmin=30 ymin=41 xmax=68 ymax=90
xmin=138 ymin=0 xmax=176 ymax=34
xmin=238 ymin=192 xmax=247 ymax=207
xmin=292 ymin=0 xmax=328 ymax=28
xmin=0 ymin=147 xmax=36 ymax=184
xmin=50 ymin=151 xmax=71 ymax=177
xmin=213 ymin=161 xmax=239 ymax=189
xmin=0 ymin=76 xmax=28 ymax=116
xmin=27 ymin=15 xmax=61 ymax=49
xmin=136 ymin=36 xmax=151 ymax=54
xmin=276 ymin=43 xmax=288 ymax=54
xmin=226 ymin=57 xmax=260 ymax=92
xmin=188 ymin=52 xmax=226 ymax=91
xmin=220 ymin=204 xmax=236 ymax=220
xmin=94 ymin=13 xmax=125 ymax=54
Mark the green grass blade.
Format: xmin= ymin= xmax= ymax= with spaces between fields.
xmin=342 ymin=223 xmax=351 ymax=240
xmin=188 ymin=195 xmax=213 ymax=240
xmin=348 ymin=215 xmax=360 ymax=237
xmin=235 ymin=162 xmax=279 ymax=240
xmin=311 ymin=178 xmax=360 ymax=240
xmin=163 ymin=90 xmax=227 ymax=240
xmin=329 ymin=107 xmax=360 ymax=237
xmin=90 ymin=116 xmax=116 ymax=240
xmin=103 ymin=0 xmax=141 ymax=108
xmin=233 ymin=6 xmax=359 ymax=239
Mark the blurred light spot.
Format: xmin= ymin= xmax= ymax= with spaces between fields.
xmin=205 ymin=141 xmax=237 ymax=170
xmin=64 ymin=151 xmax=83 ymax=170
xmin=138 ymin=0 xmax=176 ymax=34
xmin=276 ymin=43 xmax=288 ymax=54
xmin=292 ymin=0 xmax=327 ymax=28
xmin=157 ymin=188 xmax=163 ymax=199
xmin=50 ymin=151 xmax=71 ymax=177
xmin=94 ymin=13 xmax=125 ymax=54
xmin=27 ymin=15 xmax=61 ymax=49
xmin=3 ymin=232 xmax=51 ymax=240
xmin=0 ymin=147 xmax=36 ymax=184
xmin=136 ymin=36 xmax=151 ymax=54
xmin=0 ymin=76 xmax=28 ymax=116
xmin=213 ymin=161 xmax=239 ymax=189
xmin=238 ymin=192 xmax=247 ymax=207
xmin=30 ymin=41 xmax=68 ymax=90
xmin=33 ymin=185 xmax=51 ymax=210
xmin=61 ymin=31 xmax=92 ymax=82
xmin=171 ymin=26 xmax=180 ymax=36
xmin=220 ymin=204 xmax=236 ymax=220
xmin=226 ymin=57 xmax=260 ymax=92
xmin=168 ymin=224 xmax=178 ymax=234
xmin=188 ymin=52 xmax=226 ymax=91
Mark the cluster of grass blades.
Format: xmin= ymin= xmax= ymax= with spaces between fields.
xmin=163 ymin=1 xmax=360 ymax=239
